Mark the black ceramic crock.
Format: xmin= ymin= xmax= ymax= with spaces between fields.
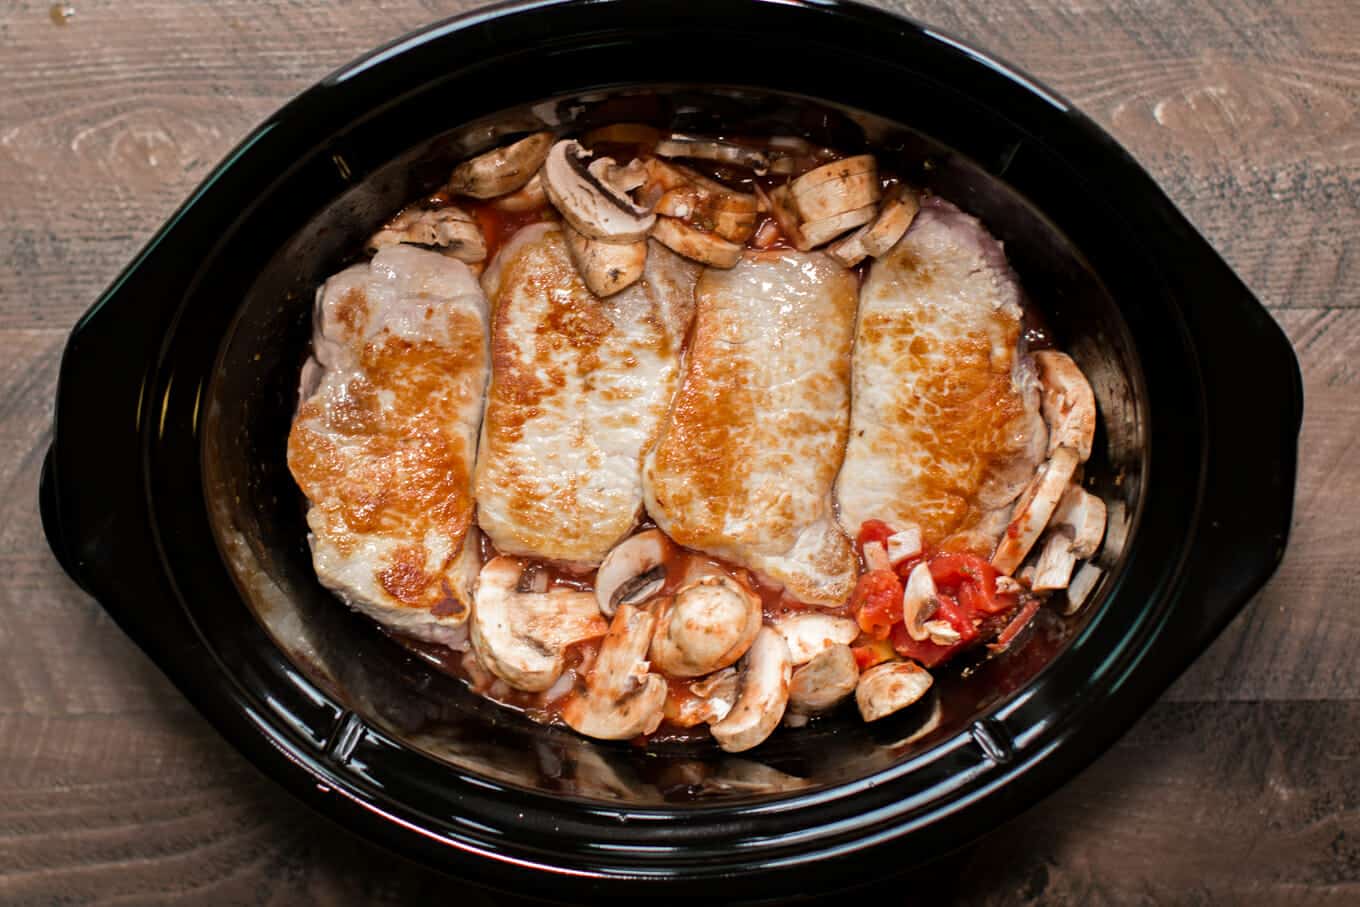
xmin=40 ymin=0 xmax=1302 ymax=900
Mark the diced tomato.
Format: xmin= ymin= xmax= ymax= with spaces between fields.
xmin=929 ymin=552 xmax=1017 ymax=615
xmin=850 ymin=568 xmax=903 ymax=640
xmin=852 ymin=638 xmax=896 ymax=671
xmin=856 ymin=520 xmax=896 ymax=559
xmin=890 ymin=593 xmax=979 ymax=668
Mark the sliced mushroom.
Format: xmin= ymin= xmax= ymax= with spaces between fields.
xmin=902 ymin=562 xmax=940 ymax=642
xmin=562 ymin=604 xmax=667 ymax=740
xmin=773 ymin=612 xmax=861 ymax=665
xmin=595 ymin=529 xmax=672 ymax=617
xmin=798 ymin=203 xmax=878 ymax=248
xmin=367 ymin=206 xmax=487 ymax=262
xmin=1051 ymin=486 xmax=1108 ymax=558
xmin=663 ymin=666 xmax=739 ymax=728
xmin=790 ymin=155 xmax=880 ymax=222
xmin=589 ymin=156 xmax=648 ymax=195
xmin=827 ymin=186 xmax=921 ymax=266
xmin=563 ymin=223 xmax=647 ymax=297
xmin=922 ymin=619 xmax=961 ymax=646
xmin=649 ymin=575 xmax=762 ymax=677
xmin=1063 ymin=561 xmax=1104 ymax=615
xmin=788 ymin=644 xmax=859 ymax=714
xmin=490 ymin=171 xmax=548 ymax=212
xmin=886 ymin=524 xmax=924 ymax=567
xmin=1034 ymin=350 xmax=1097 ymax=462
xmin=1031 ymin=487 xmax=1108 ymax=591
xmin=991 ymin=445 xmax=1081 ymax=575
xmin=541 ymin=140 xmax=655 ymax=242
xmin=650 ymin=216 xmax=744 ymax=268
xmin=470 ymin=557 xmax=608 ymax=692
xmin=709 ymin=627 xmax=793 ymax=753
xmin=856 ymin=661 xmax=934 ymax=722
xmin=638 ymin=156 xmax=694 ymax=206
xmin=449 ymin=131 xmax=554 ymax=199
xmin=761 ymin=185 xmax=808 ymax=250
xmin=655 ymin=188 xmax=759 ymax=243
xmin=861 ymin=186 xmax=921 ymax=256
xmin=655 ymin=134 xmax=770 ymax=172
xmin=1032 ymin=531 xmax=1079 ymax=591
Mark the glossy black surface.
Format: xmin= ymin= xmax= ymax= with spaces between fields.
xmin=40 ymin=0 xmax=1302 ymax=900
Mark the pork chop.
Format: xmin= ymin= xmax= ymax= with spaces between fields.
xmin=474 ymin=223 xmax=699 ymax=567
xmin=835 ymin=197 xmax=1047 ymax=555
xmin=643 ymin=250 xmax=859 ymax=606
xmin=287 ymin=245 xmax=490 ymax=646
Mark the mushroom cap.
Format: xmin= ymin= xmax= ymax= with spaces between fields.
xmin=469 ymin=557 xmax=607 ymax=692
xmin=449 ymin=131 xmax=554 ymax=200
xmin=788 ymin=644 xmax=859 ymax=714
xmin=856 ymin=661 xmax=934 ymax=722
xmin=594 ymin=528 xmax=672 ymax=617
xmin=649 ymin=575 xmax=762 ymax=678
xmin=772 ymin=612 xmax=860 ymax=665
xmin=709 ymin=627 xmax=793 ymax=753
xmin=562 ymin=604 xmax=667 ymax=740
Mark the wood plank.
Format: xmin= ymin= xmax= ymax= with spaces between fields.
xmin=1 ymin=0 xmax=1355 ymax=329
xmin=0 ymin=704 xmax=1354 ymax=903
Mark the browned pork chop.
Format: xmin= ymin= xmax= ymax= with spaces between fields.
xmin=643 ymin=250 xmax=859 ymax=605
xmin=474 ymin=224 xmax=699 ymax=567
xmin=287 ymin=245 xmax=490 ymax=646
xmin=835 ymin=197 xmax=1047 ymax=555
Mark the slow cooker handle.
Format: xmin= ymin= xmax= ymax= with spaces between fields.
xmin=1169 ymin=240 xmax=1303 ymax=657
xmin=39 ymin=448 xmax=87 ymax=591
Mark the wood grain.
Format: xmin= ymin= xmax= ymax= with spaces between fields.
xmin=0 ymin=0 xmax=1356 ymax=903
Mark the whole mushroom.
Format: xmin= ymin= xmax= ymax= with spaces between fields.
xmin=649 ymin=575 xmax=762 ymax=678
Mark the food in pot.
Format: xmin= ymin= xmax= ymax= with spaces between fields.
xmin=286 ymin=246 xmax=490 ymax=646
xmin=642 ymin=250 xmax=860 ymax=606
xmin=285 ymin=126 xmax=1108 ymax=751
xmin=474 ymin=223 xmax=697 ymax=567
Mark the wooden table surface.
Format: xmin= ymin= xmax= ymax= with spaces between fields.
xmin=2 ymin=0 xmax=1356 ymax=903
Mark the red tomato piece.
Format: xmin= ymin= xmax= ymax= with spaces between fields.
xmin=856 ymin=519 xmax=896 ymax=563
xmin=850 ymin=568 xmax=903 ymax=640
xmin=890 ymin=593 xmax=978 ymax=668
xmin=852 ymin=639 xmax=896 ymax=671
xmin=930 ymin=552 xmax=1017 ymax=615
